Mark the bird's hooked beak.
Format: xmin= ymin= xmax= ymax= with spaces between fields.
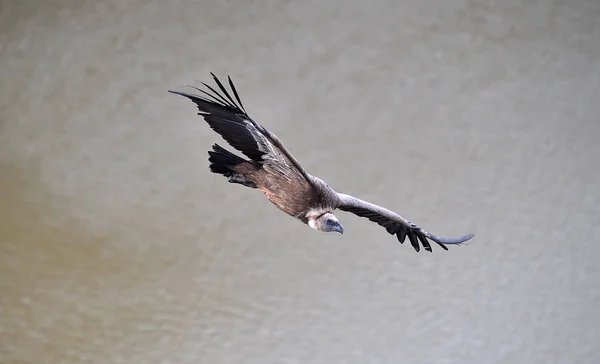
xmin=333 ymin=223 xmax=343 ymax=234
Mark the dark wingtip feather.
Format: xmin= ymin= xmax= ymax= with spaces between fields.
xmin=228 ymin=75 xmax=246 ymax=113
xmin=169 ymin=73 xmax=248 ymax=117
xmin=438 ymin=242 xmax=450 ymax=251
xmin=396 ymin=226 xmax=407 ymax=244
xmin=407 ymin=231 xmax=420 ymax=252
xmin=417 ymin=234 xmax=433 ymax=252
xmin=200 ymin=81 xmax=237 ymax=109
xmin=168 ymin=89 xmax=198 ymax=101
xmin=210 ymin=73 xmax=239 ymax=110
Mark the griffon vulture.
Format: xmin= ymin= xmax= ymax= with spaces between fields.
xmin=169 ymin=73 xmax=474 ymax=252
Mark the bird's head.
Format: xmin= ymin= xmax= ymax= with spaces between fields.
xmin=308 ymin=212 xmax=343 ymax=234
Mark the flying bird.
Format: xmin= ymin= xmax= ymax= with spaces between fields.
xmin=169 ymin=73 xmax=474 ymax=252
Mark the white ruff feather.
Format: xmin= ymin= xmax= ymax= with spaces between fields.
xmin=306 ymin=207 xmax=330 ymax=231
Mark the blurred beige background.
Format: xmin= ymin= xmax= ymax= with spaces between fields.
xmin=1 ymin=0 xmax=599 ymax=363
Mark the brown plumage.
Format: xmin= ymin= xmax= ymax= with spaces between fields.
xmin=169 ymin=73 xmax=474 ymax=252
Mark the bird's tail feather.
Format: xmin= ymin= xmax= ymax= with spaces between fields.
xmin=208 ymin=144 xmax=247 ymax=177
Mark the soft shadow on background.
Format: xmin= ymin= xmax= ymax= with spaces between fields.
xmin=1 ymin=1 xmax=599 ymax=363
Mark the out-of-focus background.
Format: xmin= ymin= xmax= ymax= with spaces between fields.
xmin=1 ymin=1 xmax=599 ymax=363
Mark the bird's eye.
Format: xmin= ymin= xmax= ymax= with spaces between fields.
xmin=326 ymin=219 xmax=333 ymax=225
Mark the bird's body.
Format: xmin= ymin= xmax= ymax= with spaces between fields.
xmin=169 ymin=73 xmax=474 ymax=252
xmin=209 ymin=143 xmax=341 ymax=226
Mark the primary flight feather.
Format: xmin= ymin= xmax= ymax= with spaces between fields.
xmin=169 ymin=73 xmax=474 ymax=252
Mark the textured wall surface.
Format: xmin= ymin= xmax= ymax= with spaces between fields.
xmin=1 ymin=1 xmax=599 ymax=363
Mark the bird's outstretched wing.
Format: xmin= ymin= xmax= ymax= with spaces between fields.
xmin=336 ymin=193 xmax=474 ymax=252
xmin=169 ymin=73 xmax=313 ymax=182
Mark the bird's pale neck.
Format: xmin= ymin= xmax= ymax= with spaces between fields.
xmin=305 ymin=208 xmax=343 ymax=234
